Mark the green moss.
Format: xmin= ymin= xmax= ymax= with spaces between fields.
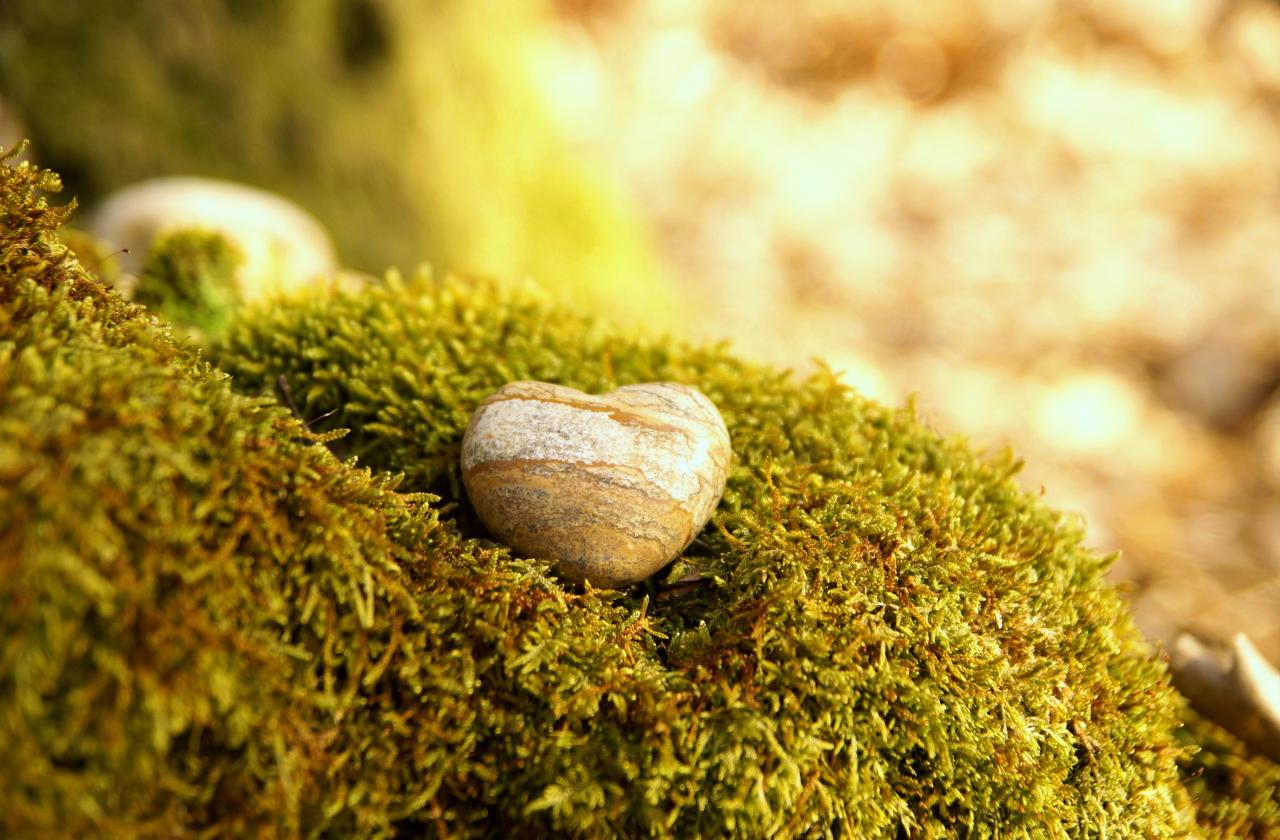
xmin=213 ymin=270 xmax=1206 ymax=836
xmin=0 ymin=0 xmax=680 ymax=327
xmin=132 ymin=228 xmax=241 ymax=340
xmin=1 ymin=146 xmax=423 ymax=835
xmin=5 ymin=148 xmax=1278 ymax=837
xmin=0 ymin=142 xmax=77 ymax=297
xmin=1178 ymin=710 xmax=1280 ymax=838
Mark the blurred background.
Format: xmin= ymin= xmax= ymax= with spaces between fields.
xmin=2 ymin=0 xmax=1278 ymax=659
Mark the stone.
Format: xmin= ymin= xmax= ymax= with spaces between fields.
xmin=461 ymin=380 xmax=731 ymax=588
xmin=87 ymin=177 xmax=338 ymax=302
xmin=1170 ymin=632 xmax=1280 ymax=763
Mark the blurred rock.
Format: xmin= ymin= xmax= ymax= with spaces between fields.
xmin=1171 ymin=632 xmax=1280 ymax=762
xmin=1155 ymin=335 xmax=1279 ymax=431
xmin=88 ymin=178 xmax=337 ymax=303
xmin=1257 ymin=395 xmax=1280 ymax=490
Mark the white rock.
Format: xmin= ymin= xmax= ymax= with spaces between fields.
xmin=462 ymin=380 xmax=731 ymax=588
xmin=87 ymin=177 xmax=337 ymax=302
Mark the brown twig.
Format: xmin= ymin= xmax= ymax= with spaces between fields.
xmin=276 ymin=374 xmax=309 ymax=430
xmin=654 ymin=572 xmax=712 ymax=601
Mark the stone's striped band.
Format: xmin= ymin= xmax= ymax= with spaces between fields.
xmin=461 ymin=380 xmax=731 ymax=588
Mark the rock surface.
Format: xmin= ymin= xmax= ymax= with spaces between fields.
xmin=461 ymin=380 xmax=730 ymax=588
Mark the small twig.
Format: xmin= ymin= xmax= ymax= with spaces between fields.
xmin=277 ymin=374 xmax=311 ymax=431
xmin=654 ymin=572 xmax=712 ymax=602
xmin=84 ymin=247 xmax=129 ymax=274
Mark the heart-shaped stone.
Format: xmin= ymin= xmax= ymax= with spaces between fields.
xmin=461 ymin=380 xmax=731 ymax=588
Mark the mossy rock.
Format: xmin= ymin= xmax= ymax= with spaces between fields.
xmin=4 ymin=150 xmax=1279 ymax=836
xmin=0 ymin=0 xmax=679 ymax=326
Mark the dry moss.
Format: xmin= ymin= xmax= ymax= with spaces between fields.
xmin=5 ymin=148 xmax=1279 ymax=837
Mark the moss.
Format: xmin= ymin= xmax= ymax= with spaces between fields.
xmin=5 ymin=148 xmax=1278 ymax=836
xmin=213 ymin=268 xmax=1207 ymax=836
xmin=0 ymin=142 xmax=78 ymax=298
xmin=1178 ymin=710 xmax=1280 ymax=838
xmin=1 ymin=146 xmax=424 ymax=835
xmin=0 ymin=0 xmax=680 ymax=327
xmin=131 ymin=228 xmax=241 ymax=341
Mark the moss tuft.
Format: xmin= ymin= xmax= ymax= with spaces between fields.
xmin=1 ymin=153 xmax=437 ymax=836
xmin=0 ymin=141 xmax=79 ymax=300
xmin=132 ymin=228 xmax=241 ymax=340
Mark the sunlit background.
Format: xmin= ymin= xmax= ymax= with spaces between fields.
xmin=3 ymin=0 xmax=1278 ymax=658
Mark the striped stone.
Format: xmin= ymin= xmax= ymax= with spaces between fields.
xmin=461 ymin=381 xmax=731 ymax=588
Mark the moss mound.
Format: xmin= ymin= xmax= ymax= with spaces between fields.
xmin=0 ymin=150 xmax=664 ymax=836
xmin=6 ymin=148 xmax=1278 ymax=836
xmin=215 ymin=273 xmax=1203 ymax=835
xmin=1 ymin=148 xmax=428 ymax=834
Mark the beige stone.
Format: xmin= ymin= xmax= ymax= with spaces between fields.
xmin=87 ymin=177 xmax=337 ymax=302
xmin=461 ymin=380 xmax=731 ymax=588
